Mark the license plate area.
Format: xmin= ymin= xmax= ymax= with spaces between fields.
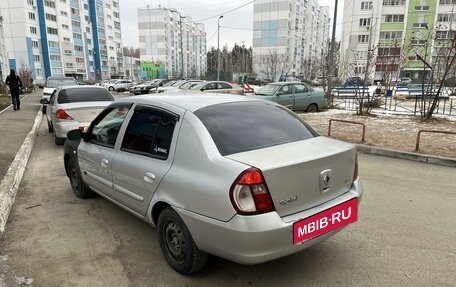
xmin=293 ymin=198 xmax=358 ymax=244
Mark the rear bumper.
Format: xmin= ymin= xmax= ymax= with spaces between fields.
xmin=178 ymin=179 xmax=363 ymax=265
xmin=53 ymin=121 xmax=90 ymax=138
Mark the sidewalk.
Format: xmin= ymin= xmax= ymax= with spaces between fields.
xmin=0 ymin=91 xmax=455 ymax=238
xmin=0 ymin=91 xmax=42 ymax=236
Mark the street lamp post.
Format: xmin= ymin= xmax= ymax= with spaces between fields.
xmin=217 ymin=15 xmax=223 ymax=81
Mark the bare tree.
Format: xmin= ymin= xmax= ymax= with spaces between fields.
xmin=255 ymin=50 xmax=291 ymax=82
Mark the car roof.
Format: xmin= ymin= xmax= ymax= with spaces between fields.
xmin=56 ymin=85 xmax=107 ymax=90
xmin=46 ymin=76 xmax=77 ymax=80
xmin=117 ymin=94 xmax=264 ymax=113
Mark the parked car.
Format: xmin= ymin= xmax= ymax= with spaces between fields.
xmin=63 ymin=94 xmax=362 ymax=274
xmin=39 ymin=76 xmax=79 ymax=114
xmin=157 ymin=80 xmax=203 ymax=93
xmin=397 ymin=77 xmax=412 ymax=86
xmin=250 ymin=81 xmax=328 ymax=112
xmin=104 ymin=79 xmax=134 ymax=92
xmin=187 ymin=81 xmax=236 ymax=93
xmin=40 ymin=85 xmax=115 ymax=145
xmin=130 ymin=80 xmax=160 ymax=95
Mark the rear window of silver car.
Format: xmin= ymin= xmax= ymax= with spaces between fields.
xmin=57 ymin=88 xmax=115 ymax=103
xmin=194 ymin=101 xmax=318 ymax=156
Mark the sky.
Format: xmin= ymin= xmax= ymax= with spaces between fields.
xmin=119 ymin=0 xmax=342 ymax=50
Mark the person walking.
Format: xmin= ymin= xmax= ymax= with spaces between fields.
xmin=5 ymin=69 xmax=23 ymax=111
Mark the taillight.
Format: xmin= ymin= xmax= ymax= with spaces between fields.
xmin=230 ymin=168 xmax=275 ymax=215
xmin=55 ymin=109 xmax=74 ymax=120
xmin=353 ymin=152 xmax=359 ymax=181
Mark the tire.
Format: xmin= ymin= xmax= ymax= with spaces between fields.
xmin=47 ymin=120 xmax=53 ymax=133
xmin=54 ymin=135 xmax=65 ymax=145
xmin=67 ymin=158 xmax=93 ymax=198
xmin=306 ymin=104 xmax=318 ymax=113
xmin=108 ymin=86 xmax=115 ymax=92
xmin=158 ymin=208 xmax=207 ymax=274
xmin=42 ymin=105 xmax=47 ymax=114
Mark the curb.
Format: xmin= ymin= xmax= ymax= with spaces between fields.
xmin=356 ymin=144 xmax=456 ymax=168
xmin=0 ymin=109 xmax=42 ymax=237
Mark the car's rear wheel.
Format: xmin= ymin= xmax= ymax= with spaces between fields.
xmin=47 ymin=120 xmax=53 ymax=133
xmin=67 ymin=158 xmax=93 ymax=198
xmin=158 ymin=208 xmax=207 ymax=274
xmin=42 ymin=105 xmax=47 ymax=114
xmin=108 ymin=86 xmax=115 ymax=91
xmin=306 ymin=104 xmax=318 ymax=113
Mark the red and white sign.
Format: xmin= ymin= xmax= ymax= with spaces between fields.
xmin=293 ymin=198 xmax=358 ymax=244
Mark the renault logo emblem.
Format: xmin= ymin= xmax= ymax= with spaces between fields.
xmin=320 ymin=169 xmax=332 ymax=193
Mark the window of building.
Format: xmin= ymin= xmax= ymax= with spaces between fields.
xmin=63 ymin=37 xmax=71 ymax=42
xmin=410 ymin=39 xmax=426 ymax=46
xmin=32 ymin=40 xmax=39 ymax=48
xmin=440 ymin=0 xmax=456 ymax=4
xmin=379 ymin=31 xmax=402 ymax=39
xmin=73 ymin=33 xmax=82 ymax=39
xmin=437 ymin=13 xmax=456 ymax=22
xmin=62 ymin=24 xmax=69 ymax=29
xmin=45 ymin=0 xmax=55 ymax=8
xmin=47 ymin=27 xmax=58 ymax=35
xmin=383 ymin=0 xmax=405 ymax=5
xmin=60 ymin=0 xmax=66 ymax=2
xmin=113 ymin=12 xmax=119 ymax=18
xmin=34 ymin=55 xmax=40 ymax=62
xmin=86 ymin=27 xmax=90 ymax=33
xmin=359 ymin=18 xmax=371 ymax=27
xmin=107 ymin=14 xmax=112 ymax=19
xmin=72 ymin=20 xmax=81 ymax=27
xmin=71 ymin=8 xmax=79 ymax=15
xmin=106 ymin=3 xmax=111 ymax=8
xmin=30 ymin=26 xmax=37 ymax=34
xmin=113 ymin=1 xmax=119 ymax=8
xmin=356 ymin=51 xmax=368 ymax=60
xmin=29 ymin=12 xmax=36 ymax=20
xmin=64 ymin=50 xmax=72 ymax=55
xmin=66 ymin=63 xmax=73 ymax=68
xmin=61 ymin=11 xmax=68 ymax=16
xmin=52 ymin=68 xmax=63 ymax=75
xmin=412 ymin=23 xmax=428 ymax=29
xmin=382 ymin=14 xmax=404 ymax=23
xmin=46 ymin=13 xmax=57 ymax=21
xmin=76 ymin=57 xmax=85 ymax=63
xmin=50 ymin=54 xmax=61 ymax=61
xmin=74 ymin=45 xmax=83 ymax=52
xmin=415 ymin=6 xmax=429 ymax=11
xmin=27 ymin=0 xmax=34 ymax=5
xmin=358 ymin=34 xmax=370 ymax=43
xmin=48 ymin=41 xmax=60 ymax=48
xmin=361 ymin=1 xmax=372 ymax=10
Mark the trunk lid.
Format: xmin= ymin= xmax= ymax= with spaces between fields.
xmin=57 ymin=102 xmax=111 ymax=122
xmin=226 ymin=136 xmax=357 ymax=217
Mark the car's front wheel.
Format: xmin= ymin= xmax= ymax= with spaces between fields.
xmin=306 ymin=104 xmax=318 ymax=113
xmin=67 ymin=158 xmax=93 ymax=198
xmin=158 ymin=208 xmax=207 ymax=274
xmin=54 ymin=134 xmax=65 ymax=145
xmin=108 ymin=86 xmax=115 ymax=91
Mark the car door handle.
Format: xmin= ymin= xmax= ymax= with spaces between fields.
xmin=144 ymin=172 xmax=156 ymax=183
xmin=101 ymin=159 xmax=109 ymax=168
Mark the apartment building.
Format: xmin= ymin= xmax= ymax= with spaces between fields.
xmin=137 ymin=6 xmax=207 ymax=79
xmin=252 ymin=0 xmax=330 ymax=81
xmin=0 ymin=9 xmax=7 ymax=80
xmin=0 ymin=0 xmax=124 ymax=82
xmin=341 ymin=0 xmax=456 ymax=83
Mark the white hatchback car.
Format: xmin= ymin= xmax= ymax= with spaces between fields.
xmin=105 ymin=79 xmax=134 ymax=92
xmin=63 ymin=94 xmax=363 ymax=274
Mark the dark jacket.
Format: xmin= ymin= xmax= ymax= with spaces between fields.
xmin=5 ymin=74 xmax=22 ymax=93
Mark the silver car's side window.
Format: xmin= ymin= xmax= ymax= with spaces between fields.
xmin=121 ymin=108 xmax=176 ymax=160
xmin=90 ymin=105 xmax=131 ymax=148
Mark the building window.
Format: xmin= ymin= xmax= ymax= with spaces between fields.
xmin=72 ymin=20 xmax=81 ymax=27
xmin=27 ymin=0 xmax=34 ymax=5
xmin=64 ymin=50 xmax=72 ymax=55
xmin=382 ymin=14 xmax=404 ymax=23
xmin=379 ymin=31 xmax=402 ymax=39
xmin=34 ymin=55 xmax=40 ymax=61
xmin=61 ymin=11 xmax=68 ymax=16
xmin=383 ymin=0 xmax=405 ymax=5
xmin=46 ymin=13 xmax=57 ymax=21
xmin=356 ymin=51 xmax=368 ymax=60
xmin=410 ymin=39 xmax=426 ymax=46
xmin=358 ymin=34 xmax=370 ymax=43
xmin=440 ymin=0 xmax=456 ymax=4
xmin=415 ymin=6 xmax=429 ymax=11
xmin=412 ymin=23 xmax=428 ymax=29
xmin=73 ymin=33 xmax=82 ymax=39
xmin=48 ymin=41 xmax=60 ymax=48
xmin=47 ymin=27 xmax=58 ymax=35
xmin=361 ymin=1 xmax=372 ymax=10
xmin=113 ymin=1 xmax=118 ymax=8
xmin=62 ymin=24 xmax=69 ymax=29
xmin=28 ymin=12 xmax=36 ymax=20
xmin=437 ymin=13 xmax=456 ymax=22
xmin=76 ymin=57 xmax=84 ymax=64
xmin=30 ymin=26 xmax=37 ymax=34
xmin=74 ymin=45 xmax=83 ymax=52
xmin=63 ymin=37 xmax=71 ymax=42
xmin=50 ymin=54 xmax=61 ymax=61
xmin=66 ymin=63 xmax=73 ymax=68
xmin=45 ymin=0 xmax=55 ymax=8
xmin=113 ymin=12 xmax=119 ymax=18
xmin=71 ymin=8 xmax=79 ymax=15
xmin=32 ymin=40 xmax=39 ymax=48
xmin=52 ymin=68 xmax=63 ymax=75
xmin=359 ymin=18 xmax=371 ymax=27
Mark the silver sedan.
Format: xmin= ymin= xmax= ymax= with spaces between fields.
xmin=40 ymin=85 xmax=115 ymax=145
xmin=63 ymin=94 xmax=363 ymax=274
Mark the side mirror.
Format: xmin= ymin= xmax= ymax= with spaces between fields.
xmin=67 ymin=129 xmax=82 ymax=141
xmin=40 ymin=99 xmax=49 ymax=105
